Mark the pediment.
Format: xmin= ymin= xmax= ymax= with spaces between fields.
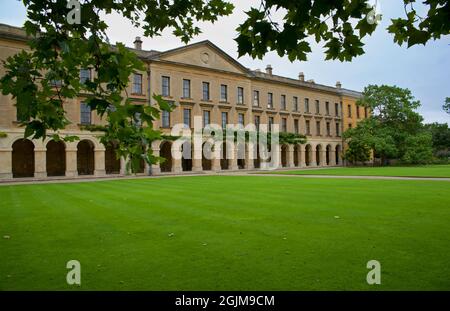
xmin=155 ymin=41 xmax=248 ymax=75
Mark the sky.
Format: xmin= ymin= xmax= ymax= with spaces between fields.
xmin=0 ymin=0 xmax=449 ymax=124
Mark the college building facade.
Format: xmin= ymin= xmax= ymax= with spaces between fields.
xmin=0 ymin=23 xmax=368 ymax=179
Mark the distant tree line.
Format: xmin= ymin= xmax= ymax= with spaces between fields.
xmin=343 ymin=85 xmax=450 ymax=165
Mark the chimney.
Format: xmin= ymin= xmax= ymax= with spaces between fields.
xmin=265 ymin=65 xmax=273 ymax=75
xmin=336 ymin=81 xmax=342 ymax=89
xmin=134 ymin=36 xmax=143 ymax=50
xmin=298 ymin=72 xmax=305 ymax=82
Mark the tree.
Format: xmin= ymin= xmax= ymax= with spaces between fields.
xmin=401 ymin=131 xmax=434 ymax=164
xmin=344 ymin=85 xmax=433 ymax=165
xmin=0 ymin=0 xmax=234 ymax=172
xmin=425 ymin=122 xmax=450 ymax=159
xmin=444 ymin=97 xmax=450 ymax=114
xmin=236 ymin=0 xmax=450 ymax=61
xmin=1 ymin=1 xmax=449 ymax=171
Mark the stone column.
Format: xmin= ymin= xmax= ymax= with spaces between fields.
xmin=329 ymin=149 xmax=336 ymax=166
xmin=65 ymin=147 xmax=78 ymax=177
xmin=267 ymin=144 xmax=282 ymax=170
xmin=299 ymin=145 xmax=306 ymax=167
xmin=0 ymin=148 xmax=13 ymax=179
xmin=245 ymin=143 xmax=255 ymax=170
xmin=192 ymin=143 xmax=202 ymax=172
xmin=320 ymin=150 xmax=326 ymax=166
xmin=151 ymin=147 xmax=161 ymax=175
xmin=230 ymin=143 xmax=239 ymax=171
xmin=94 ymin=149 xmax=106 ymax=176
xmin=288 ymin=145 xmax=295 ymax=168
xmin=34 ymin=147 xmax=47 ymax=178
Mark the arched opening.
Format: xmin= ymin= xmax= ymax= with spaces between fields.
xmin=326 ymin=145 xmax=332 ymax=166
xmin=105 ymin=141 xmax=121 ymax=174
xmin=316 ymin=145 xmax=322 ymax=166
xmin=202 ymin=141 xmax=212 ymax=171
xmin=77 ymin=140 xmax=95 ymax=175
xmin=281 ymin=145 xmax=288 ymax=167
xmin=46 ymin=140 xmax=65 ymax=176
xmin=12 ymin=139 xmax=34 ymax=178
xmin=293 ymin=145 xmax=300 ymax=167
xmin=335 ymin=145 xmax=341 ymax=165
xmin=305 ymin=144 xmax=312 ymax=166
xmin=182 ymin=141 xmax=192 ymax=172
xmin=160 ymin=141 xmax=173 ymax=173
xmin=253 ymin=143 xmax=261 ymax=169
xmin=220 ymin=142 xmax=230 ymax=170
xmin=237 ymin=143 xmax=245 ymax=169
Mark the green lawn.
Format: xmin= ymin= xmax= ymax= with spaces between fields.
xmin=1 ymin=176 xmax=450 ymax=290
xmin=267 ymin=165 xmax=450 ymax=178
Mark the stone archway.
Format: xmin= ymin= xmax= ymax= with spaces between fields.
xmin=46 ymin=140 xmax=66 ymax=176
xmin=305 ymin=144 xmax=312 ymax=166
xmin=281 ymin=145 xmax=288 ymax=167
xmin=237 ymin=143 xmax=246 ymax=169
xmin=77 ymin=139 xmax=95 ymax=175
xmin=220 ymin=141 xmax=230 ymax=170
xmin=202 ymin=141 xmax=212 ymax=171
xmin=294 ymin=145 xmax=300 ymax=167
xmin=316 ymin=144 xmax=322 ymax=166
xmin=326 ymin=144 xmax=332 ymax=166
xmin=182 ymin=141 xmax=192 ymax=172
xmin=335 ymin=145 xmax=341 ymax=165
xmin=12 ymin=139 xmax=34 ymax=178
xmin=105 ymin=142 xmax=121 ymax=174
xmin=160 ymin=141 xmax=173 ymax=173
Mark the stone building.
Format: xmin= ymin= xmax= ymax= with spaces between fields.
xmin=0 ymin=23 xmax=366 ymax=179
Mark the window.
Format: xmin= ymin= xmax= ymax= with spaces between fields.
xmin=348 ymin=123 xmax=353 ymax=129
xmin=336 ymin=123 xmax=340 ymax=136
xmin=182 ymin=79 xmax=191 ymax=98
xmin=253 ymin=90 xmax=260 ymax=106
xmin=326 ymin=122 xmax=331 ymax=136
xmin=221 ymin=112 xmax=228 ymax=129
xmin=267 ymin=92 xmax=273 ymax=109
xmin=220 ymin=84 xmax=228 ymax=102
xmin=133 ymin=73 xmax=143 ymax=94
xmin=183 ymin=108 xmax=191 ymax=128
xmin=254 ymin=115 xmax=260 ymax=130
xmin=238 ymin=113 xmax=245 ymax=126
xmin=335 ymin=103 xmax=339 ymax=116
xmin=281 ymin=95 xmax=286 ymax=110
xmin=80 ymin=68 xmax=91 ymax=84
xmin=281 ymin=118 xmax=287 ymax=132
xmin=316 ymin=121 xmax=321 ymax=136
xmin=268 ymin=117 xmax=274 ymax=131
xmin=202 ymin=82 xmax=210 ymax=101
xmin=294 ymin=119 xmax=299 ymax=134
xmin=237 ymin=87 xmax=244 ymax=104
xmin=348 ymin=104 xmax=352 ymax=117
xmin=356 ymin=106 xmax=360 ymax=118
xmin=203 ymin=110 xmax=210 ymax=127
xmin=80 ymin=103 xmax=91 ymax=125
xmin=364 ymin=107 xmax=368 ymax=118
xmin=162 ymin=110 xmax=170 ymax=128
xmin=293 ymin=96 xmax=298 ymax=111
xmin=306 ymin=120 xmax=311 ymax=135
xmin=325 ymin=102 xmax=330 ymax=115
xmin=305 ymin=98 xmax=310 ymax=113
xmin=315 ymin=100 xmax=320 ymax=114
xmin=162 ymin=76 xmax=170 ymax=97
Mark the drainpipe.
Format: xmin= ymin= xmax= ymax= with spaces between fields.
xmin=147 ymin=62 xmax=153 ymax=176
